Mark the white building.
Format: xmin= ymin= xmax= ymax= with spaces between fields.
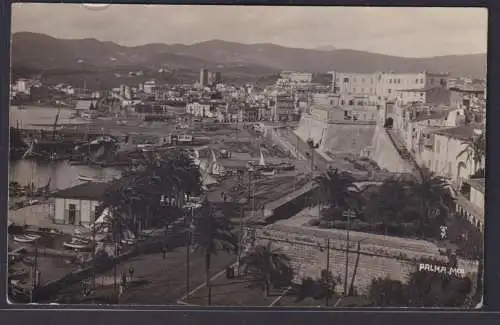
xmin=143 ymin=80 xmax=157 ymax=94
xmin=290 ymin=72 xmax=313 ymax=84
xmin=329 ymin=71 xmax=449 ymax=102
xmin=12 ymin=78 xmax=30 ymax=95
xmin=50 ymin=182 xmax=107 ymax=226
xmin=186 ymin=102 xmax=216 ymax=118
xmin=418 ymin=125 xmax=483 ymax=184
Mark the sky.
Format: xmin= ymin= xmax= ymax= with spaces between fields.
xmin=11 ymin=4 xmax=488 ymax=58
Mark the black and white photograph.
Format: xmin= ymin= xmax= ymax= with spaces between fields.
xmin=7 ymin=4 xmax=486 ymax=308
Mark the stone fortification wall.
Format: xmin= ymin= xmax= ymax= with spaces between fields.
xmin=370 ymin=125 xmax=414 ymax=173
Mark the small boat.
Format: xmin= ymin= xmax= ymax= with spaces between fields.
xmin=260 ymin=168 xmax=276 ymax=176
xmin=13 ymin=235 xmax=36 ymax=243
xmin=63 ymin=240 xmax=91 ymax=250
xmin=24 ymin=234 xmax=41 ymax=240
xmin=78 ymin=175 xmax=104 ymax=182
xmin=121 ymin=239 xmax=136 ymax=245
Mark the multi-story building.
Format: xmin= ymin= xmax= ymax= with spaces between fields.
xmin=290 ymin=72 xmax=313 ymax=84
xmin=396 ymin=86 xmax=451 ymax=106
xmin=200 ymin=68 xmax=209 ymax=87
xmin=329 ymin=71 xmax=449 ymax=101
xmin=214 ymin=71 xmax=223 ymax=84
xmin=417 ymin=125 xmax=485 ymax=231
xmin=186 ymin=101 xmax=217 ymax=118
xmin=143 ymin=80 xmax=156 ymax=94
xmin=269 ymin=91 xmax=296 ymax=122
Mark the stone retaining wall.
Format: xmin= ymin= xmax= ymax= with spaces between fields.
xmin=244 ymin=225 xmax=478 ymax=295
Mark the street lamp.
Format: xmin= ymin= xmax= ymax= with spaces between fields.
xmin=342 ymin=209 xmax=357 ymax=296
xmin=236 ymin=198 xmax=249 ymax=276
xmin=183 ymin=202 xmax=201 ymax=298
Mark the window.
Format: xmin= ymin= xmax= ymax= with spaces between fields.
xmin=420 ymin=92 xmax=424 ymax=97
xmin=389 ymin=79 xmax=393 ymax=84
xmin=344 ymin=111 xmax=348 ymax=117
xmin=430 ymin=79 xmax=435 ymax=85
xmin=435 ymin=160 xmax=439 ymax=171
xmin=415 ymin=79 xmax=419 ymax=84
xmin=388 ymin=89 xmax=392 ymax=94
xmin=348 ymin=100 xmax=354 ymax=105
xmin=343 ymin=78 xmax=349 ymax=83
xmin=68 ymin=203 xmax=77 ymax=225
xmin=398 ymin=79 xmax=401 ymax=84
xmin=436 ymin=140 xmax=440 ymax=153
xmin=341 ymin=100 xmax=345 ymax=105
xmin=420 ymin=78 xmax=424 ymax=84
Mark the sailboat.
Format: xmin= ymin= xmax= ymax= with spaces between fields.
xmin=210 ymin=150 xmax=224 ymax=176
xmin=257 ymin=149 xmax=276 ymax=176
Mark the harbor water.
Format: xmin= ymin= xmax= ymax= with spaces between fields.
xmin=9 ymin=160 xmax=121 ymax=191
xmin=9 ymin=101 xmax=120 ymax=190
xmin=9 ymin=101 xmax=91 ymax=129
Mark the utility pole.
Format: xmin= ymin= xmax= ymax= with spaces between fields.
xmin=325 ymin=237 xmax=331 ymax=307
xmin=184 ymin=202 xmax=201 ymax=298
xmin=236 ymin=198 xmax=248 ymax=276
xmin=30 ymin=239 xmax=39 ymax=303
xmin=342 ymin=209 xmax=355 ymax=296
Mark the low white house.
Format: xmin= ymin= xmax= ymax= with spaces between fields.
xmin=50 ymin=182 xmax=108 ymax=226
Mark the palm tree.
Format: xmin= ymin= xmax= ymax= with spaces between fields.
xmin=457 ymin=131 xmax=486 ymax=175
xmin=100 ymin=177 xmax=145 ymax=303
xmin=369 ymin=178 xmax=409 ymax=235
xmin=190 ymin=199 xmax=237 ymax=305
xmin=407 ymin=168 xmax=455 ymax=236
xmin=315 ymin=168 xmax=360 ymax=214
xmin=242 ymin=242 xmax=294 ymax=297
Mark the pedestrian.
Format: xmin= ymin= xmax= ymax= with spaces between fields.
xmin=128 ymin=266 xmax=135 ymax=279
xmin=161 ymin=246 xmax=167 ymax=259
xmin=121 ymin=272 xmax=127 ymax=288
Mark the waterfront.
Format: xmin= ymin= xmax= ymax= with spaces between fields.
xmin=9 ymin=160 xmax=120 ymax=190
xmin=10 ymin=103 xmax=89 ymax=129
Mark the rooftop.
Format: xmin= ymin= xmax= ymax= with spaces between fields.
xmin=411 ymin=109 xmax=453 ymax=122
xmin=430 ymin=124 xmax=483 ymax=141
xmin=52 ymin=181 xmax=109 ymax=201
xmin=398 ymin=86 xmax=449 ymax=93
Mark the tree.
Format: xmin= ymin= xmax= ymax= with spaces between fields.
xmin=362 ymin=177 xmax=411 ymax=234
xmin=242 ymin=242 xmax=294 ymax=297
xmin=368 ymin=258 xmax=473 ymax=307
xmin=315 ymin=168 xmax=360 ymax=212
xmin=457 ymin=131 xmax=486 ymax=174
xmin=191 ymin=199 xmax=237 ymax=305
xmin=407 ymin=168 xmax=455 ymax=237
xmin=369 ymin=277 xmax=407 ymax=306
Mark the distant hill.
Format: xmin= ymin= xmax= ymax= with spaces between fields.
xmin=314 ymin=45 xmax=337 ymax=51
xmin=11 ymin=32 xmax=487 ymax=83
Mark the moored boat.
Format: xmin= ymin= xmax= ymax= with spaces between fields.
xmin=78 ymin=174 xmax=105 ymax=182
xmin=63 ymin=238 xmax=91 ymax=250
xmin=23 ymin=234 xmax=41 ymax=240
xmin=13 ymin=235 xmax=36 ymax=243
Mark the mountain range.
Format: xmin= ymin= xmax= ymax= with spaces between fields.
xmin=11 ymin=32 xmax=487 ymax=80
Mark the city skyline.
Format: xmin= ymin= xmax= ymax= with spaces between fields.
xmin=12 ymin=4 xmax=487 ymax=58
